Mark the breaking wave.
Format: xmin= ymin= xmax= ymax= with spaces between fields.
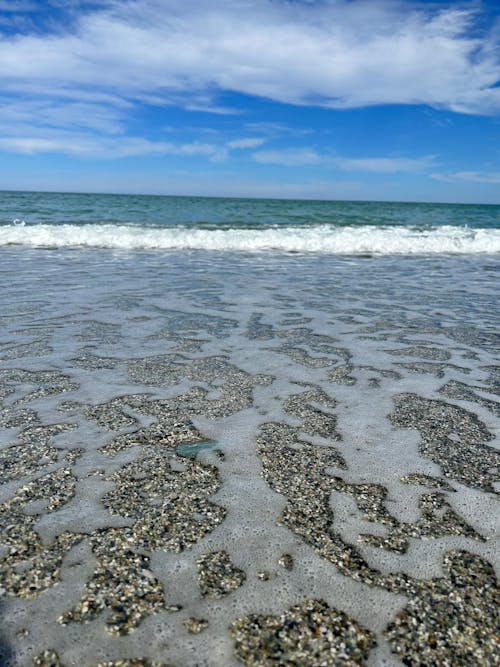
xmin=1 ymin=223 xmax=499 ymax=254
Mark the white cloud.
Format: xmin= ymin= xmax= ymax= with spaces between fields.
xmin=432 ymin=171 xmax=500 ymax=184
xmin=184 ymin=103 xmax=241 ymax=115
xmin=0 ymin=133 xmax=227 ymax=159
xmin=244 ymin=122 xmax=313 ymax=138
xmin=0 ymin=98 xmax=126 ymax=134
xmin=335 ymin=156 xmax=436 ymax=173
xmin=0 ymin=0 xmax=498 ymax=116
xmin=228 ymin=137 xmax=266 ymax=149
xmin=252 ymin=147 xmax=436 ymax=172
xmin=0 ymin=1 xmax=37 ymax=11
xmin=252 ymin=148 xmax=323 ymax=166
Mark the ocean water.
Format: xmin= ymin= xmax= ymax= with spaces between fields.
xmin=1 ymin=190 xmax=499 ymax=253
xmin=0 ymin=192 xmax=499 ymax=666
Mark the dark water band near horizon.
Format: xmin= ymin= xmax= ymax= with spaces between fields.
xmin=0 ymin=191 xmax=498 ymax=667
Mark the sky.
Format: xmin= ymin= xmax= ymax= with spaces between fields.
xmin=0 ymin=0 xmax=499 ymax=203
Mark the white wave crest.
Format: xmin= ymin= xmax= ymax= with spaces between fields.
xmin=0 ymin=223 xmax=499 ymax=254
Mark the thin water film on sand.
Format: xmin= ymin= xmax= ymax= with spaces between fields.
xmin=0 ymin=249 xmax=498 ymax=666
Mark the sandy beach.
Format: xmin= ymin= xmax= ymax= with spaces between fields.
xmin=0 ymin=248 xmax=498 ymax=666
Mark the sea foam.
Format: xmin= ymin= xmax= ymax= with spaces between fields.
xmin=1 ymin=223 xmax=499 ymax=254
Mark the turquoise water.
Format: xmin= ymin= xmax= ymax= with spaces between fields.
xmin=1 ymin=190 xmax=499 ymax=229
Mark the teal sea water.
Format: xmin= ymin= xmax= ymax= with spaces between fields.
xmin=0 ymin=190 xmax=499 ymax=253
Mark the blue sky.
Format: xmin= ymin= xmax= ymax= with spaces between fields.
xmin=0 ymin=0 xmax=499 ymax=203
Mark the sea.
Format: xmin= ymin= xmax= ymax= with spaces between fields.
xmin=1 ymin=190 xmax=499 ymax=253
xmin=0 ymin=191 xmax=499 ymax=666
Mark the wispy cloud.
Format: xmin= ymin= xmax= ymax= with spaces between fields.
xmin=335 ymin=156 xmax=436 ymax=173
xmin=0 ymin=1 xmax=38 ymax=11
xmin=244 ymin=122 xmax=313 ymax=138
xmin=0 ymin=134 xmax=227 ymax=160
xmin=252 ymin=148 xmax=323 ymax=166
xmin=432 ymin=171 xmax=500 ymax=184
xmin=252 ymin=148 xmax=436 ymax=172
xmin=0 ymin=98 xmax=126 ymax=134
xmin=227 ymin=138 xmax=266 ymax=150
xmin=0 ymin=125 xmax=274 ymax=159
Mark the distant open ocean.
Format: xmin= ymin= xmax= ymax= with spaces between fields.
xmin=1 ymin=191 xmax=499 ymax=253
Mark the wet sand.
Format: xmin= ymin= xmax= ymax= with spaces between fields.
xmin=0 ymin=249 xmax=498 ymax=666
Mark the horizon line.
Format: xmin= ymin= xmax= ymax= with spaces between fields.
xmin=1 ymin=189 xmax=499 ymax=208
